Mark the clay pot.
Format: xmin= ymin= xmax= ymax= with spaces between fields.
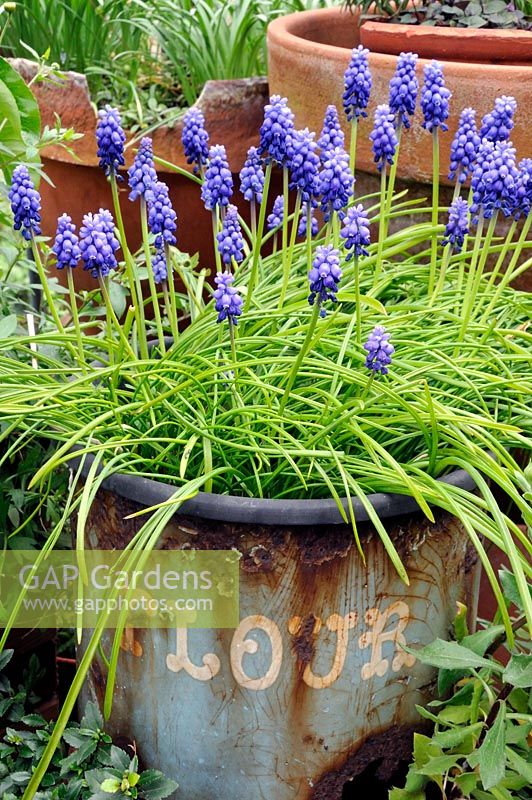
xmin=12 ymin=59 xmax=270 ymax=293
xmin=360 ymin=19 xmax=532 ymax=64
xmin=267 ymin=7 xmax=532 ymax=186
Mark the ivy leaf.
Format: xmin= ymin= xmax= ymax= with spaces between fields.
xmin=503 ymin=654 xmax=532 ymax=688
xmin=477 ymin=702 xmax=506 ymax=790
xmin=81 ymin=701 xmax=104 ymax=732
xmin=137 ymin=769 xmax=179 ymax=800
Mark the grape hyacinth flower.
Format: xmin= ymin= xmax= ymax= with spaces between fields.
xmin=308 ymin=245 xmax=342 ymax=316
xmin=343 ymin=45 xmax=371 ymax=121
xmin=479 ymin=96 xmax=516 ymax=144
xmin=152 ymin=249 xmax=168 ymax=284
xmin=370 ymin=105 xmax=398 ymax=171
xmin=79 ymin=209 xmax=120 ymax=278
xmin=289 ymin=128 xmax=320 ymax=202
xmin=364 ymin=325 xmax=394 ymax=375
xmin=448 ymin=108 xmax=481 ymax=184
xmin=267 ymin=195 xmax=284 ymax=231
xmin=515 ymin=158 xmax=532 ymax=219
xmin=147 ymin=180 xmax=177 ymax=248
xmin=471 ymin=140 xmax=519 ymax=220
xmin=214 ymin=271 xmax=243 ymax=325
xmin=298 ymin=202 xmax=318 ymax=238
xmin=318 ymin=146 xmax=354 ymax=221
xmin=239 ymin=146 xmax=265 ymax=204
xmin=421 ymin=61 xmax=451 ymax=132
xmin=182 ymin=107 xmax=209 ymax=174
xmin=442 ymin=197 xmax=469 ymax=252
xmin=318 ymin=105 xmax=345 ymax=161
xmin=388 ymin=52 xmax=418 ymax=130
xmin=9 ymin=166 xmax=41 ymax=241
xmin=53 ymin=214 xmax=80 ymax=269
xmin=341 ymin=204 xmax=371 ymax=259
xmin=128 ymin=137 xmax=157 ymax=201
xmin=259 ymin=95 xmax=295 ymax=166
xmin=216 ymin=204 xmax=244 ymax=266
xmin=201 ymin=145 xmax=233 ymax=211
xmin=96 ymin=106 xmax=126 ymax=177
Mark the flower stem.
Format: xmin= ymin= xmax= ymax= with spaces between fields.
xmin=384 ymin=124 xmax=402 ymax=238
xmin=250 ymin=199 xmax=257 ymax=241
xmin=140 ymin=198 xmax=165 ymax=353
xmin=245 ymin=161 xmax=272 ymax=312
xmin=428 ymin=127 xmax=440 ymax=295
xmin=354 ymin=255 xmax=362 ymax=345
xmin=279 ymin=191 xmax=302 ymax=309
xmin=280 ymin=302 xmax=321 ymax=414
xmin=479 ymin=213 xmax=532 ymax=323
xmin=212 ymin=208 xmax=223 ymax=276
xmin=306 ymin=203 xmax=312 ymax=272
xmin=349 ymin=118 xmax=358 ymax=175
xmin=30 ymin=236 xmax=65 ymax=334
xmin=373 ymin=166 xmax=387 ymax=285
xmin=457 ymin=212 xmax=485 ymax=345
xmin=66 ymin=267 xmax=86 ymax=372
xmin=98 ymin=277 xmax=136 ymax=360
xmin=109 ymin=175 xmax=148 ymax=359
xmin=99 ymin=277 xmax=115 ymax=365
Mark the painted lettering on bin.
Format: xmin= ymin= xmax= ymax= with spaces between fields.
xmin=161 ymin=601 xmax=416 ymax=689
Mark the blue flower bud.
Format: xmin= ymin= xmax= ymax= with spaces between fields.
xmin=308 ymin=245 xmax=342 ymax=316
xmin=448 ymin=108 xmax=481 ymax=184
xmin=216 ymin=204 xmax=244 ymax=265
xmin=259 ymin=95 xmax=295 ymax=166
xmin=201 ymin=145 xmax=234 ymax=211
xmin=479 ymin=96 xmax=516 ymax=144
xmin=341 ymin=203 xmax=371 ymax=259
xmin=343 ymin=45 xmax=372 ymax=122
xmin=152 ymin=248 xmax=168 ymax=284
xmin=364 ymin=325 xmax=394 ymax=375
xmin=288 ymin=128 xmax=320 ymax=203
xmin=389 ymin=52 xmax=418 ymax=130
xmin=128 ymin=137 xmax=157 ymax=201
xmin=442 ymin=197 xmax=469 ymax=252
xmin=298 ymin=202 xmax=318 ymax=238
xmin=96 ymin=106 xmax=126 ymax=177
xmin=318 ymin=105 xmax=345 ymax=162
xmin=147 ymin=180 xmax=177 ymax=248
xmin=239 ymin=146 xmax=265 ymax=204
xmin=421 ymin=61 xmax=451 ymax=132
xmin=182 ymin=107 xmax=209 ymax=173
xmin=214 ymin=271 xmax=243 ymax=325
xmin=53 ymin=214 xmax=80 ymax=269
xmin=9 ymin=165 xmax=41 ymax=241
xmin=79 ymin=209 xmax=119 ymax=278
xmin=471 ymin=140 xmax=520 ymax=220
xmin=318 ymin=146 xmax=354 ymax=221
xmin=370 ymin=104 xmax=398 ymax=171
xmin=267 ymin=195 xmax=284 ymax=231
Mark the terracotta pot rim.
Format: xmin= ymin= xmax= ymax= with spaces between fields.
xmin=267 ymin=7 xmax=532 ymax=73
xmin=361 ymin=18 xmax=532 ymax=41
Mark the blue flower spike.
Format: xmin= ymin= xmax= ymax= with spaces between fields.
xmin=308 ymin=244 xmax=342 ymax=317
xmin=53 ymin=214 xmax=81 ymax=269
xmin=364 ymin=325 xmax=394 ymax=375
xmin=9 ymin=165 xmax=41 ymax=241
xmin=96 ymin=105 xmax=126 ymax=178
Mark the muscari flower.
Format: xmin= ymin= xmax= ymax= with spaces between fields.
xmin=421 ymin=61 xmax=451 ymax=132
xmin=216 ymin=204 xmax=244 ymax=265
xmin=470 ymin=139 xmax=519 ymax=220
xmin=388 ymin=52 xmax=418 ymax=130
xmin=214 ymin=271 xmax=243 ymax=325
xmin=239 ymin=146 xmax=265 ymax=204
xmin=152 ymin=249 xmax=168 ymax=284
xmin=318 ymin=105 xmax=345 ymax=161
xmin=53 ymin=214 xmax=80 ymax=269
xmin=442 ymin=197 xmax=469 ymax=252
xmin=341 ymin=204 xmax=371 ymax=259
xmin=289 ymin=128 xmax=320 ymax=202
xmin=128 ymin=137 xmax=157 ymax=201
xmin=318 ymin=146 xmax=354 ymax=221
xmin=308 ymin=245 xmax=342 ymax=317
xmin=370 ymin=104 xmax=398 ymax=171
xmin=448 ymin=108 xmax=481 ymax=184
xmin=514 ymin=158 xmax=532 ymax=219
xmin=479 ymin=95 xmax=516 ymax=144
xmin=343 ymin=45 xmax=371 ymax=122
xmin=267 ymin=195 xmax=284 ymax=231
xmin=201 ymin=145 xmax=233 ymax=211
xmin=96 ymin=105 xmax=126 ymax=177
xmin=259 ymin=95 xmax=295 ymax=166
xmin=182 ymin=107 xmax=209 ymax=173
xmin=364 ymin=325 xmax=394 ymax=375
xmin=79 ymin=209 xmax=119 ymax=278
xmin=9 ymin=165 xmax=41 ymax=241
xmin=147 ymin=180 xmax=177 ymax=248
xmin=298 ymin=202 xmax=318 ymax=238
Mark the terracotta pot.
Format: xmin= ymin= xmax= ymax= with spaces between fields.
xmin=267 ymin=7 xmax=532 ymax=186
xmin=12 ymin=59 xmax=271 ymax=293
xmin=360 ymin=20 xmax=532 ymax=64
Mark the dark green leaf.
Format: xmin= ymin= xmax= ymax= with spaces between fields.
xmin=0 ymin=315 xmax=18 ymax=339
xmin=137 ymin=769 xmax=178 ymax=800
xmin=503 ymin=655 xmax=532 ymax=688
xmin=478 ymin=702 xmax=506 ymax=789
xmin=410 ymin=639 xmax=503 ymax=672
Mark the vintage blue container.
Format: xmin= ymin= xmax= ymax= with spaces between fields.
xmin=82 ymin=465 xmax=478 ymax=799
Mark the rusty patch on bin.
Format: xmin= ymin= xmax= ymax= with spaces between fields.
xmin=312 ymin=723 xmax=424 ymax=799
xmin=290 ymin=613 xmax=320 ymax=665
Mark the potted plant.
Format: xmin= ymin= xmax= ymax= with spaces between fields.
xmin=0 ymin=52 xmax=531 ymax=800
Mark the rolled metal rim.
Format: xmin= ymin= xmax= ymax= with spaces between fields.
xmin=74 ymin=451 xmax=476 ymax=526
